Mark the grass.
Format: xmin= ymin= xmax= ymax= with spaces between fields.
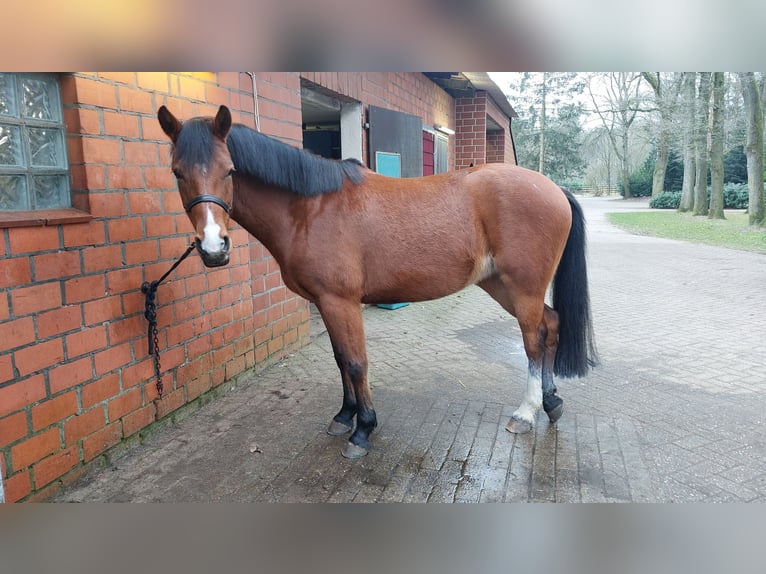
xmin=606 ymin=210 xmax=766 ymax=254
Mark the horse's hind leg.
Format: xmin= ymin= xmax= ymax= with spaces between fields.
xmin=541 ymin=305 xmax=564 ymax=423
xmin=479 ymin=276 xmax=559 ymax=433
xmin=316 ymin=296 xmax=377 ymax=459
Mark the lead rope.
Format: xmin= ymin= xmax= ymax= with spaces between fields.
xmin=141 ymin=242 xmax=196 ymax=398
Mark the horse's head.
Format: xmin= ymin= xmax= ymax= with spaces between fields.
xmin=158 ymin=105 xmax=235 ymax=268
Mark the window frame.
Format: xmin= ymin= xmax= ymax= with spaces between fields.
xmin=0 ymin=73 xmax=88 ymax=228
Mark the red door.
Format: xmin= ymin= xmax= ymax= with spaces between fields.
xmin=423 ymin=131 xmax=435 ymax=176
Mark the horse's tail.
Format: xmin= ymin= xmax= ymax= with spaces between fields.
xmin=552 ymin=189 xmax=599 ymax=377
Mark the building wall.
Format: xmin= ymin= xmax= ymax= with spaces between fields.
xmin=0 ymin=72 xmax=310 ymax=502
xmin=455 ymin=91 xmax=516 ymax=168
xmin=300 ymin=72 xmax=457 ymax=171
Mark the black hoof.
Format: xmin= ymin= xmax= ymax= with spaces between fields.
xmin=327 ymin=419 xmax=353 ymax=436
xmin=506 ymin=416 xmax=533 ymax=434
xmin=543 ymin=394 xmax=564 ymax=424
xmin=341 ymin=441 xmax=370 ymax=459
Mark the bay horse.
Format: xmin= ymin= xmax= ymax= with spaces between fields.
xmin=158 ymin=105 xmax=597 ymax=459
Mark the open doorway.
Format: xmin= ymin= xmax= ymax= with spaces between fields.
xmin=301 ymin=79 xmax=362 ymax=162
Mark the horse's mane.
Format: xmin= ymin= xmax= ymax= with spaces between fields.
xmin=228 ymin=123 xmax=365 ymax=196
xmin=175 ymin=118 xmax=366 ymax=196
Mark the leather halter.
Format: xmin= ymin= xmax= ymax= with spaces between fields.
xmin=183 ymin=194 xmax=231 ymax=214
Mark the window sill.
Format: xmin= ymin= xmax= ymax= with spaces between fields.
xmin=0 ymin=208 xmax=92 ymax=229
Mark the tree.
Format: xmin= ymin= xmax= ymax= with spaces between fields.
xmin=588 ymin=72 xmax=646 ymax=198
xmin=679 ymin=73 xmax=696 ymax=212
xmin=507 ymin=73 xmax=586 ymax=181
xmin=693 ymin=72 xmax=712 ymax=216
xmin=738 ymin=72 xmax=765 ymax=226
xmin=708 ymin=72 xmax=726 ymax=220
xmin=641 ymin=72 xmax=682 ymax=196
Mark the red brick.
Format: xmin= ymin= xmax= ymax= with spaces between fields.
xmin=125 ymin=240 xmax=159 ymax=265
xmin=15 ymin=338 xmax=64 ymax=377
xmin=70 ymin=76 xmax=118 ymax=109
xmin=0 ymin=375 xmax=46 ymax=417
xmin=82 ymin=422 xmax=121 ymax=462
xmin=136 ymin=72 xmax=169 ymax=92
xmin=65 ymin=325 xmax=108 ymax=358
xmin=0 ymin=411 xmax=28 ymax=448
xmin=64 ymin=275 xmax=106 ymax=304
xmin=107 ymin=388 xmax=142 ymax=422
xmin=0 ymin=317 xmax=35 ymax=352
xmin=4 ymin=469 xmax=31 ymax=502
xmin=64 ymin=107 xmax=101 ymax=136
xmin=103 ymin=111 xmax=140 ymax=138
xmin=37 ymin=305 xmax=82 ymax=339
xmin=81 ymin=373 xmax=120 ymax=408
xmin=32 ymin=391 xmax=78 ymax=431
xmin=49 ymin=356 xmax=93 ymax=394
xmin=121 ymin=359 xmax=154 ymax=389
xmin=8 ymin=226 xmax=60 ymax=254
xmin=11 ymin=427 xmax=60 ymax=469
xmin=107 ymin=315 xmax=143 ymax=346
xmin=141 ymin=116 xmax=167 ymax=142
xmin=83 ymin=295 xmax=122 ymax=325
xmin=108 ymin=165 xmax=144 ymax=189
xmin=0 ymin=257 xmax=32 ymax=289
xmin=122 ymin=403 xmax=155 ymax=437
xmin=34 ymin=250 xmax=81 ymax=281
xmin=117 ymin=86 xmax=152 ymax=113
xmin=144 ymin=167 xmax=175 ymax=190
xmin=83 ymin=245 xmax=123 ymax=273
xmin=62 ymin=221 xmax=106 ymax=248
xmin=0 ymin=354 xmax=12 ymax=384
xmin=128 ymin=190 xmax=163 ymax=214
xmin=33 ymin=445 xmax=79 ymax=488
xmin=0 ymin=292 xmax=8 ymax=321
xmin=154 ymin=387 xmax=184 ymax=419
xmin=64 ymin=407 xmax=105 ymax=445
xmin=94 ymin=342 xmax=132 ymax=376
xmin=124 ymin=141 xmax=158 ymax=166
xmin=88 ymin=192 xmax=127 ymax=217
xmin=186 ymin=375 xmax=212 ymax=401
xmin=81 ymin=137 xmax=122 ymax=164
xmin=106 ymin=267 xmax=142 ymax=295
xmin=70 ymin=164 xmax=106 ymax=191
xmin=10 ymin=283 xmax=61 ymax=316
xmin=145 ymin=215 xmax=176 ymax=238
xmin=100 ymin=72 xmax=136 ymax=85
xmin=107 ymin=217 xmax=144 ymax=243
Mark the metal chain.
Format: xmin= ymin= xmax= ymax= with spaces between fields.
xmin=141 ymin=242 xmax=196 ymax=398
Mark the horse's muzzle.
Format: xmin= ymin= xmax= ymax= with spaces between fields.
xmin=195 ymin=236 xmax=230 ymax=267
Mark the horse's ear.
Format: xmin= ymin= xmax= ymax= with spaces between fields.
xmin=158 ymin=105 xmax=182 ymax=142
xmin=213 ymin=105 xmax=232 ymax=140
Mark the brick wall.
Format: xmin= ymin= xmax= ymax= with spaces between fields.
xmin=0 ymin=72 xmax=309 ymax=502
xmin=455 ymin=91 xmax=516 ymax=168
xmin=301 ymin=72 xmax=456 ymax=171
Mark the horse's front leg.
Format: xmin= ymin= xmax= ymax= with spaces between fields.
xmin=317 ymin=296 xmax=377 ymax=458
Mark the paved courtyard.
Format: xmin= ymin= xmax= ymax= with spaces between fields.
xmin=54 ymin=197 xmax=766 ymax=502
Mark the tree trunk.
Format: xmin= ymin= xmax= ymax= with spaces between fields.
xmin=708 ymin=72 xmax=726 ymax=220
xmin=652 ymin=132 xmax=669 ymax=197
xmin=621 ymin=129 xmax=631 ymax=198
xmin=538 ymin=73 xmax=547 ymax=174
xmin=642 ymin=72 xmax=681 ymax=197
xmin=739 ymin=72 xmax=766 ymax=226
xmin=693 ymin=72 xmax=711 ymax=216
xmin=679 ymin=73 xmax=696 ymax=212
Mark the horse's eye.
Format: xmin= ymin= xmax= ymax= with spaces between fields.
xmin=226 ymin=168 xmax=236 ymax=178
xmin=172 ymin=169 xmax=184 ymax=181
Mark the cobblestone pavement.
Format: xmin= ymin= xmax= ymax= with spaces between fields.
xmin=55 ymin=197 xmax=766 ymax=502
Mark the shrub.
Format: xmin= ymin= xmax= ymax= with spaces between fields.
xmin=650 ymin=191 xmax=681 ymax=209
xmin=649 ymin=184 xmax=764 ymax=210
xmin=722 ymin=183 xmax=750 ymax=209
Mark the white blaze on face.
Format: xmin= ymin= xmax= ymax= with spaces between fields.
xmin=200 ymin=204 xmax=225 ymax=255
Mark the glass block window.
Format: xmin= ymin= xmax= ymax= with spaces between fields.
xmin=0 ymin=73 xmax=70 ymax=211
